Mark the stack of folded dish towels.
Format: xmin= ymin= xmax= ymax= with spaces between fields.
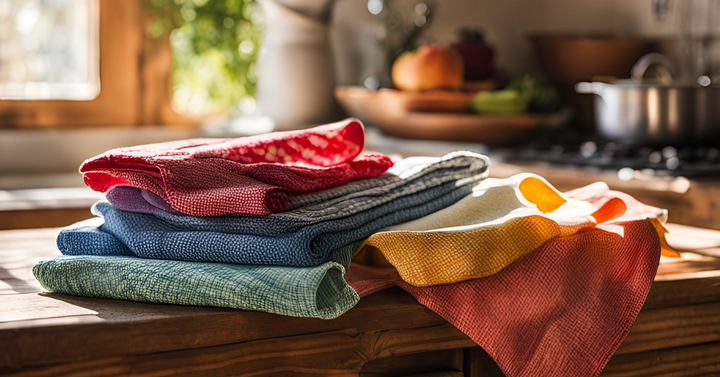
xmin=33 ymin=118 xmax=679 ymax=377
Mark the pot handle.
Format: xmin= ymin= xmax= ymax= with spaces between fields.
xmin=575 ymin=82 xmax=603 ymax=95
xmin=631 ymin=53 xmax=675 ymax=85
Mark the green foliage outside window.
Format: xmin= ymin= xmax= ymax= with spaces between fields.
xmin=146 ymin=0 xmax=263 ymax=115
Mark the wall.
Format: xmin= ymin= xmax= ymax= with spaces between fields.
xmin=331 ymin=0 xmax=676 ymax=85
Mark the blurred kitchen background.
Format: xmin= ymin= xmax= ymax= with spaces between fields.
xmin=2 ymin=0 xmax=720 ymax=231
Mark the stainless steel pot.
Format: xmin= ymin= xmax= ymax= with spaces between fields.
xmin=576 ymin=53 xmax=720 ymax=145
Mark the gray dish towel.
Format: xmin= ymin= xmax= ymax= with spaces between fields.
xmin=106 ymin=151 xmax=490 ymax=234
xmin=57 ymin=152 xmax=489 ymax=266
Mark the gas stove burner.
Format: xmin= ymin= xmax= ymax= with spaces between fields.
xmin=496 ymin=141 xmax=720 ymax=177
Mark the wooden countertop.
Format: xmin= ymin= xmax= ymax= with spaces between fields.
xmin=2 ymin=225 xmax=720 ymax=376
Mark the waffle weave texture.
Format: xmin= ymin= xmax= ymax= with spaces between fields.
xmin=34 ymin=243 xmax=361 ymax=319
xmin=80 ymin=119 xmax=394 ymax=216
xmin=347 ymin=219 xmax=661 ymax=377
xmin=354 ymin=174 xmax=665 ymax=286
xmin=58 ymin=154 xmax=487 ymax=266
xmin=104 ymin=152 xmax=490 ymax=235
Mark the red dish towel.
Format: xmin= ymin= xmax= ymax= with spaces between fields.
xmin=347 ymin=219 xmax=662 ymax=377
xmin=80 ymin=119 xmax=393 ymax=216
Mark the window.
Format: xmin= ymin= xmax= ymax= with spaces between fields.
xmin=0 ymin=0 xmax=192 ymax=127
xmin=0 ymin=0 xmax=100 ymax=100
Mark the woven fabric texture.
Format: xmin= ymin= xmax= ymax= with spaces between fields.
xmin=354 ymin=174 xmax=666 ymax=286
xmin=58 ymin=154 xmax=486 ymax=266
xmin=104 ymin=152 xmax=490 ymax=235
xmin=80 ymin=119 xmax=394 ymax=216
xmin=34 ymin=242 xmax=362 ymax=319
xmin=59 ymin=181 xmax=472 ymax=266
xmin=347 ymin=219 xmax=662 ymax=377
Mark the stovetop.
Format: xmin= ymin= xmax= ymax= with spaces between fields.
xmin=494 ymin=138 xmax=720 ymax=177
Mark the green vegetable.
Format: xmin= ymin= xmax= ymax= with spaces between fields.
xmin=471 ymin=75 xmax=560 ymax=115
xmin=506 ymin=75 xmax=561 ymax=113
xmin=471 ymin=90 xmax=529 ymax=115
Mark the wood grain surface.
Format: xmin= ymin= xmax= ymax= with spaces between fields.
xmin=1 ymin=226 xmax=719 ymax=376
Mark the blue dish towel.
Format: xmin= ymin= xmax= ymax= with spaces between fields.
xmin=58 ymin=153 xmax=487 ymax=266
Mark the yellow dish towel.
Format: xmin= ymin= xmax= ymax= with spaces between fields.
xmin=354 ymin=173 xmax=669 ymax=287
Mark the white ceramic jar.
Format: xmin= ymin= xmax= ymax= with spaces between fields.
xmin=256 ymin=0 xmax=341 ymax=130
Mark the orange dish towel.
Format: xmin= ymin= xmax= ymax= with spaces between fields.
xmin=354 ymin=174 xmax=670 ymax=287
xmin=347 ymin=218 xmax=664 ymax=377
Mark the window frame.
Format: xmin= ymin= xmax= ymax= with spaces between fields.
xmin=0 ymin=0 xmax=194 ymax=128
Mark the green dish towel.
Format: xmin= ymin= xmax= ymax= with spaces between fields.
xmin=33 ymin=244 xmax=359 ymax=319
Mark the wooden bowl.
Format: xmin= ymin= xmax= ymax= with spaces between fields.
xmin=340 ymin=81 xmax=496 ymax=113
xmin=529 ymin=35 xmax=654 ymax=86
xmin=335 ymin=86 xmax=571 ymax=147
